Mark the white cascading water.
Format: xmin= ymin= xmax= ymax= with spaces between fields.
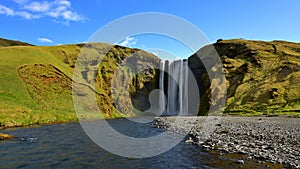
xmin=159 ymin=59 xmax=189 ymax=116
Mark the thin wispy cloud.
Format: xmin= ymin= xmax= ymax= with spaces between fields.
xmin=0 ymin=5 xmax=14 ymax=16
xmin=118 ymin=36 xmax=137 ymax=47
xmin=38 ymin=37 xmax=53 ymax=43
xmin=24 ymin=1 xmax=51 ymax=12
xmin=0 ymin=0 xmax=85 ymax=23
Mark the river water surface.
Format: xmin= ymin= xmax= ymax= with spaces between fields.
xmin=0 ymin=117 xmax=274 ymax=169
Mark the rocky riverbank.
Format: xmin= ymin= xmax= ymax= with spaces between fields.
xmin=153 ymin=116 xmax=300 ymax=168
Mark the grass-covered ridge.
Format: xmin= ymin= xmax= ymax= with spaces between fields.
xmin=0 ymin=39 xmax=159 ymax=128
xmin=0 ymin=38 xmax=33 ymax=47
xmin=190 ymin=39 xmax=300 ymax=117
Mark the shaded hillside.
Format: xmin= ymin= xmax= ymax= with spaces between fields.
xmin=0 ymin=38 xmax=33 ymax=47
xmin=73 ymin=44 xmax=160 ymax=119
xmin=189 ymin=39 xmax=300 ymax=116
xmin=0 ymin=41 xmax=159 ymax=127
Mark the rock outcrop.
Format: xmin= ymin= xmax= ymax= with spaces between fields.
xmin=86 ymin=44 xmax=160 ymax=117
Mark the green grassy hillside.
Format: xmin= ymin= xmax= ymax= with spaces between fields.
xmin=0 ymin=40 xmax=159 ymax=128
xmin=190 ymin=39 xmax=300 ymax=117
xmin=0 ymin=44 xmax=81 ymax=127
xmin=0 ymin=38 xmax=33 ymax=47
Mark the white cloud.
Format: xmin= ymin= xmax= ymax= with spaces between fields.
xmin=118 ymin=36 xmax=137 ymax=47
xmin=61 ymin=10 xmax=81 ymax=21
xmin=24 ymin=1 xmax=51 ymax=12
xmin=57 ymin=0 xmax=71 ymax=7
xmin=16 ymin=11 xmax=40 ymax=19
xmin=38 ymin=37 xmax=53 ymax=43
xmin=0 ymin=5 xmax=15 ymax=16
xmin=0 ymin=0 xmax=85 ymax=23
xmin=0 ymin=4 xmax=40 ymax=19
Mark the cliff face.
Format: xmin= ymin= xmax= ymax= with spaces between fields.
xmin=189 ymin=39 xmax=300 ymax=116
xmin=75 ymin=44 xmax=160 ymax=118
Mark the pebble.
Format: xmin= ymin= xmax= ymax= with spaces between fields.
xmin=236 ymin=160 xmax=244 ymax=164
xmin=185 ymin=138 xmax=194 ymax=144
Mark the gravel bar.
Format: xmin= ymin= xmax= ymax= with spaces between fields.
xmin=152 ymin=116 xmax=300 ymax=168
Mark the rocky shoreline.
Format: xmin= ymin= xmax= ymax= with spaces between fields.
xmin=152 ymin=116 xmax=300 ymax=168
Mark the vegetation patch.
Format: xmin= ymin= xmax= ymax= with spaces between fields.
xmin=0 ymin=40 xmax=159 ymax=128
xmin=189 ymin=39 xmax=300 ymax=116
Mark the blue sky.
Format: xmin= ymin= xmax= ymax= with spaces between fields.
xmin=1 ymin=0 xmax=300 ymax=58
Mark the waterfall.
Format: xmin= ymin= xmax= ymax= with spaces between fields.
xmin=159 ymin=59 xmax=189 ymax=116
xmin=159 ymin=61 xmax=166 ymax=115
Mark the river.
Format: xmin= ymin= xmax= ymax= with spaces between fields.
xmin=0 ymin=117 xmax=274 ymax=169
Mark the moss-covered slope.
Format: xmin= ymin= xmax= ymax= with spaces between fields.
xmin=190 ymin=39 xmax=300 ymax=116
xmin=0 ymin=38 xmax=33 ymax=47
xmin=0 ymin=41 xmax=159 ymax=127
